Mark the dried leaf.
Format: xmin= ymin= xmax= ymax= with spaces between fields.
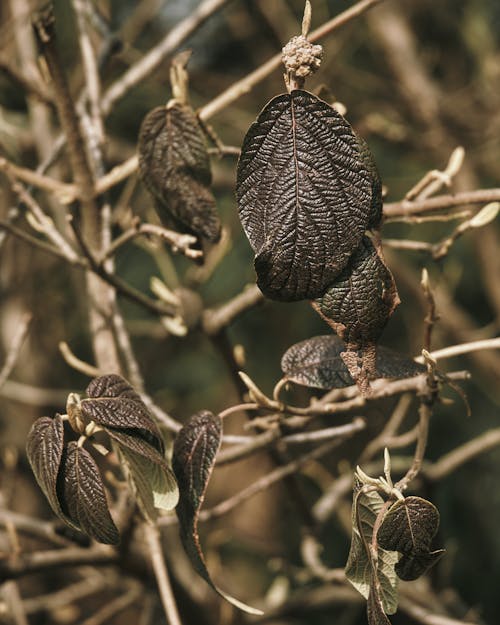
xmin=26 ymin=415 xmax=76 ymax=527
xmin=281 ymin=335 xmax=425 ymax=390
xmin=138 ymin=102 xmax=221 ymax=244
xmin=172 ymin=411 xmax=262 ymax=615
xmin=118 ymin=446 xmax=179 ymax=522
xmin=377 ymin=496 xmax=445 ymax=581
xmin=58 ymin=442 xmax=119 ymax=544
xmin=236 ymin=89 xmax=373 ymax=301
xmin=313 ymin=237 xmax=400 ymax=390
xmin=82 ymin=375 xmax=164 ymax=454
xmin=345 ymin=475 xmax=399 ymax=615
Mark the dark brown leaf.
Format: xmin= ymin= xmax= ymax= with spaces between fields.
xmin=138 ymin=102 xmax=221 ymax=244
xmin=377 ymin=497 xmax=444 ymax=581
xmin=172 ymin=411 xmax=261 ymax=614
xmin=82 ymin=375 xmax=164 ymax=454
xmin=26 ymin=415 xmax=76 ymax=527
xmin=356 ymin=135 xmax=383 ymax=229
xmin=104 ymin=427 xmax=167 ymax=467
xmin=312 ymin=237 xmax=400 ymax=391
xmin=281 ymin=335 xmax=424 ymax=390
xmin=58 ymin=442 xmax=119 ymax=545
xmin=236 ymin=89 xmax=373 ymax=301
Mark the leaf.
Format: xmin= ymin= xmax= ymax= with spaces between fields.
xmin=367 ymin=579 xmax=392 ymax=625
xmin=312 ymin=237 xmax=400 ymax=391
xmin=118 ymin=446 xmax=179 ymax=522
xmin=356 ymin=135 xmax=383 ymax=229
xmin=236 ymin=89 xmax=373 ymax=301
xmin=281 ymin=335 xmax=425 ymax=390
xmin=345 ymin=475 xmax=399 ymax=615
xmin=26 ymin=415 xmax=76 ymax=527
xmin=138 ymin=102 xmax=221 ymax=244
xmin=104 ymin=427 xmax=167 ymax=466
xmin=377 ymin=496 xmax=445 ymax=581
xmin=58 ymin=442 xmax=119 ymax=544
xmin=172 ymin=411 xmax=262 ymax=615
xmin=82 ymin=375 xmax=164 ymax=454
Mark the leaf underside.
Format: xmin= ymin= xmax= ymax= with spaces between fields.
xmin=172 ymin=411 xmax=262 ymax=615
xmin=138 ymin=102 xmax=221 ymax=243
xmin=236 ymin=89 xmax=373 ymax=301
xmin=82 ymin=375 xmax=164 ymax=454
xmin=118 ymin=445 xmax=179 ymax=522
xmin=377 ymin=496 xmax=445 ymax=581
xmin=345 ymin=476 xmax=399 ymax=616
xmin=281 ymin=334 xmax=424 ymax=390
xmin=58 ymin=442 xmax=119 ymax=544
xmin=312 ymin=237 xmax=400 ymax=390
xmin=26 ymin=415 xmax=75 ymax=526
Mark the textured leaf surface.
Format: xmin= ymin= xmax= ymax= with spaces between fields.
xmin=345 ymin=476 xmax=398 ymax=615
xmin=367 ymin=580 xmax=392 ymax=625
xmin=281 ymin=335 xmax=424 ymax=390
xmin=172 ymin=411 xmax=262 ymax=615
xmin=236 ymin=89 xmax=372 ymax=301
xmin=138 ymin=102 xmax=220 ymax=243
xmin=378 ymin=497 xmax=445 ymax=581
xmin=82 ymin=375 xmax=164 ymax=453
xmin=26 ymin=415 xmax=72 ymax=524
xmin=313 ymin=237 xmax=400 ymax=390
xmin=357 ymin=135 xmax=383 ymax=229
xmin=59 ymin=442 xmax=119 ymax=544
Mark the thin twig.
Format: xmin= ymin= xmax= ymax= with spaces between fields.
xmin=79 ymin=581 xmax=143 ymax=625
xmin=59 ymin=341 xmax=101 ymax=377
xmin=143 ymin=524 xmax=182 ymax=625
xmin=0 ymin=313 xmax=32 ymax=390
xmin=203 ymin=284 xmax=265 ymax=335
xmin=420 ymin=337 xmax=500 ymax=363
xmin=101 ymin=0 xmax=234 ymax=115
xmin=384 ymin=188 xmax=500 ymax=218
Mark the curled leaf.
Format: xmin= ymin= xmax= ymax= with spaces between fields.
xmin=172 ymin=411 xmax=262 ymax=615
xmin=82 ymin=375 xmax=164 ymax=454
xmin=26 ymin=415 xmax=75 ymax=527
xmin=58 ymin=442 xmax=119 ymax=544
xmin=138 ymin=102 xmax=221 ymax=245
xmin=236 ymin=89 xmax=373 ymax=301
xmin=281 ymin=335 xmax=425 ymax=390
xmin=345 ymin=475 xmax=399 ymax=615
xmin=312 ymin=237 xmax=400 ymax=392
xmin=377 ymin=496 xmax=445 ymax=581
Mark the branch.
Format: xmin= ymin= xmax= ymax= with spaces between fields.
xmin=143 ymin=524 xmax=182 ymax=625
xmin=198 ymin=0 xmax=385 ymax=121
xmin=383 ymin=188 xmax=500 ymax=218
xmin=100 ymin=0 xmax=234 ymax=115
xmin=202 ymin=284 xmax=264 ymax=335
xmin=0 ymin=313 xmax=31 ymax=390
xmin=0 ymin=546 xmax=116 ymax=581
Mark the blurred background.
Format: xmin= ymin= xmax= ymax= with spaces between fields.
xmin=1 ymin=0 xmax=500 ymax=623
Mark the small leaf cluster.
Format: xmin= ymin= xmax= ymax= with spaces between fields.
xmin=236 ymin=88 xmax=400 ymax=392
xmin=26 ymin=375 xmax=179 ymax=543
xmin=345 ymin=467 xmax=445 ymax=625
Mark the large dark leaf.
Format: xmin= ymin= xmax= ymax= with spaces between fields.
xmin=26 ymin=415 xmax=76 ymax=527
xmin=58 ymin=441 xmax=119 ymax=545
xmin=312 ymin=237 xmax=400 ymax=390
xmin=172 ymin=411 xmax=262 ymax=614
xmin=236 ymin=89 xmax=373 ymax=301
xmin=281 ymin=335 xmax=424 ymax=390
xmin=138 ymin=102 xmax=221 ymax=243
xmin=82 ymin=375 xmax=164 ymax=454
xmin=377 ymin=496 xmax=445 ymax=581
